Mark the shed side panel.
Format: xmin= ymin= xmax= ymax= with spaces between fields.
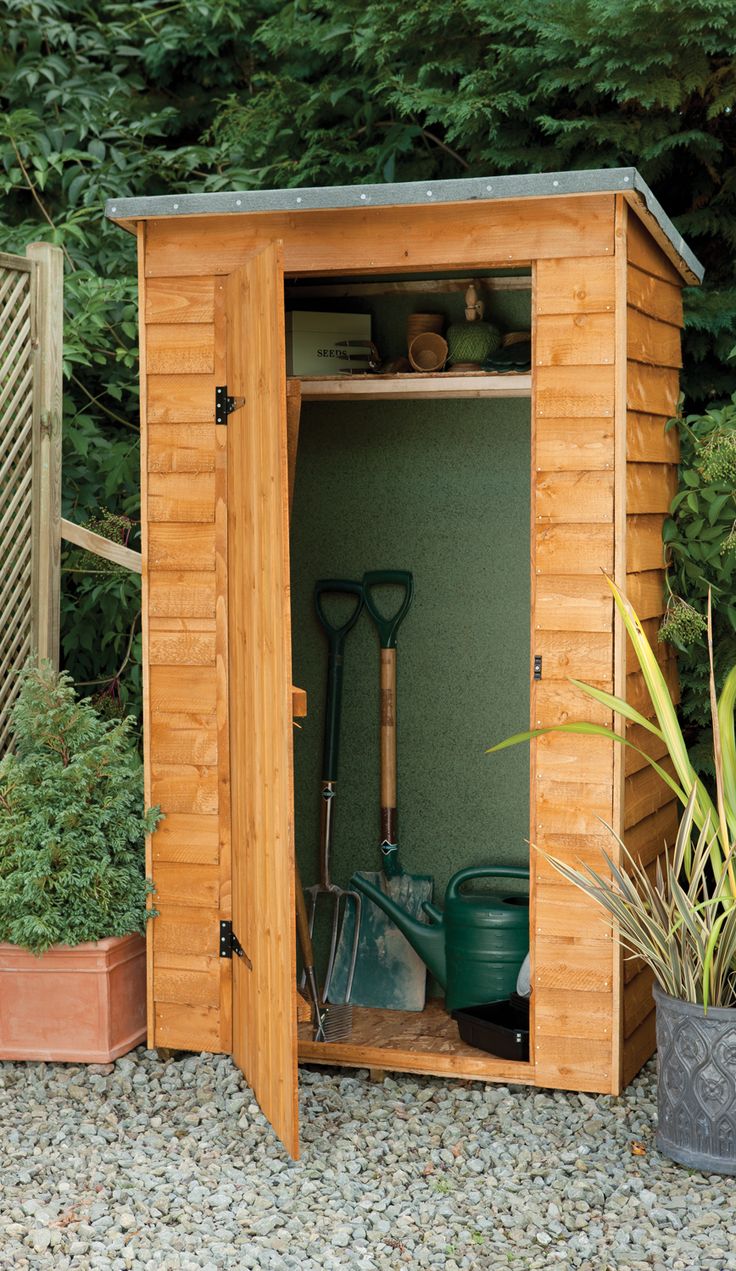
xmin=141 ymin=266 xmax=231 ymax=1054
xmin=137 ymin=225 xmax=153 ymax=1043
xmin=532 ymin=252 xmax=618 ymax=1095
xmin=627 ymin=214 xmax=683 ymax=288
xmin=622 ymin=226 xmax=683 ymax=1085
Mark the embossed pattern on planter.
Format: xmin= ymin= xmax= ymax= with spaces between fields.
xmin=655 ymin=984 xmax=736 ymax=1175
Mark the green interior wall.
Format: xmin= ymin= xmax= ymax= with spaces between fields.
xmin=290 ymin=396 xmax=531 ymax=916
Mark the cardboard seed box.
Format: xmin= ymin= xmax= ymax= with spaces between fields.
xmin=286 ymin=311 xmax=372 ymax=376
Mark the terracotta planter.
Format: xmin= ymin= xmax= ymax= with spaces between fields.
xmin=0 ymin=934 xmax=146 ymax=1063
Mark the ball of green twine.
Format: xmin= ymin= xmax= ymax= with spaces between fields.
xmin=446 ymin=321 xmax=502 ymax=365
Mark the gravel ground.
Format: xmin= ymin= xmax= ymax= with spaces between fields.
xmin=1 ymin=1050 xmax=735 ymax=1271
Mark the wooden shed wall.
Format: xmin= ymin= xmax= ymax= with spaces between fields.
xmin=621 ymin=214 xmax=683 ymax=1083
xmin=532 ymin=251 xmax=618 ymax=1093
xmin=141 ymin=248 xmax=232 ymax=1053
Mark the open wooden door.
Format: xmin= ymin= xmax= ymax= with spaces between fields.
xmin=225 ymin=243 xmax=298 ymax=1158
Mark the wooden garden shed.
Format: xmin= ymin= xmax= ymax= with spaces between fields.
xmin=107 ymin=168 xmax=702 ymax=1159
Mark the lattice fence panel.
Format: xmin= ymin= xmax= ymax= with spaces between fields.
xmin=0 ymin=256 xmax=35 ymax=753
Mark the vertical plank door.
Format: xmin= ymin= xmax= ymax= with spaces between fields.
xmin=225 ymin=244 xmax=298 ymax=1157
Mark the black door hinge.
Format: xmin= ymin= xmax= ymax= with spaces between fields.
xmin=215 ymin=385 xmax=245 ymax=425
xmin=219 ymin=920 xmax=252 ymax=967
xmin=533 ymin=654 xmax=543 ymax=681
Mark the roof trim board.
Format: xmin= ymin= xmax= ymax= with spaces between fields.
xmin=105 ymin=167 xmax=703 ymax=285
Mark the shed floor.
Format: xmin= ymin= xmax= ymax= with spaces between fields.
xmin=298 ymin=998 xmax=532 ymax=1083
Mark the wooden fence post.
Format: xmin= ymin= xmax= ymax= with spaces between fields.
xmin=27 ymin=242 xmax=63 ymax=669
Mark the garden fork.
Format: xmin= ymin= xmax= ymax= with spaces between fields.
xmin=305 ymin=579 xmax=364 ymax=1005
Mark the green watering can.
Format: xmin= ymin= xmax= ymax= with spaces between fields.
xmin=352 ymin=865 xmax=529 ymax=1013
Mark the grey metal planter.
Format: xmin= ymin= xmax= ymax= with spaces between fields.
xmin=654 ymin=984 xmax=736 ymax=1175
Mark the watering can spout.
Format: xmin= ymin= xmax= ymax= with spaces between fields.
xmin=352 ymin=874 xmax=447 ymax=987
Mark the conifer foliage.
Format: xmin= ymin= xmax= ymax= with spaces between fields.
xmin=660 ymin=394 xmax=736 ymax=769
xmin=0 ymin=664 xmax=160 ymax=954
xmin=1 ymin=0 xmax=735 ymax=711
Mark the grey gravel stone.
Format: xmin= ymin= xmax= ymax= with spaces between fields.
xmin=1 ymin=1051 xmax=736 ymax=1269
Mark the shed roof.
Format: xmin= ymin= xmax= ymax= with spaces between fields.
xmin=105 ymin=167 xmax=703 ymax=285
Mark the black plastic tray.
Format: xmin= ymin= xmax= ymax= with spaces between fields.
xmin=453 ymin=997 xmax=530 ymax=1062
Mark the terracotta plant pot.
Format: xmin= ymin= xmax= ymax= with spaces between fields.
xmin=407 ymin=312 xmax=444 ymax=346
xmin=408 ymin=332 xmax=448 ymax=372
xmin=0 ymin=933 xmax=146 ymax=1063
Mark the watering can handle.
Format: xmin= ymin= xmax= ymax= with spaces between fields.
xmin=362 ymin=570 xmax=414 ymax=649
xmin=446 ymin=865 xmax=530 ymax=903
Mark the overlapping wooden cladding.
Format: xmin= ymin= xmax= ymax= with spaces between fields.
xmin=621 ymin=214 xmax=683 ymax=1084
xmin=143 ymin=194 xmax=616 ymax=278
xmin=142 ymin=271 xmax=231 ymax=1054
xmin=134 ymin=191 xmax=692 ymax=1111
xmin=532 ymin=253 xmax=618 ymax=1093
xmin=139 ymin=196 xmax=622 ymax=1074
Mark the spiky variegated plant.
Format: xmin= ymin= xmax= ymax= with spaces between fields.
xmin=487 ymin=578 xmax=736 ymax=1009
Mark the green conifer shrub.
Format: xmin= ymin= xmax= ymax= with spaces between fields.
xmin=660 ymin=392 xmax=736 ymax=772
xmin=2 ymin=1 xmax=734 ymax=714
xmin=0 ymin=663 xmax=160 ymax=954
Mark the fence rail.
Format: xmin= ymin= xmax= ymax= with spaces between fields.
xmin=60 ymin=517 xmax=142 ymax=573
xmin=0 ymin=243 xmax=62 ymax=753
xmin=1 ymin=243 xmax=143 ymax=755
xmin=28 ymin=244 xmax=63 ymax=677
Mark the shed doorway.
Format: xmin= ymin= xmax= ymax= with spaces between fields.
xmin=286 ymin=269 xmax=533 ymax=1077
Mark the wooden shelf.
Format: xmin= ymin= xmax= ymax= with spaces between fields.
xmin=298 ymin=998 xmax=533 ymax=1084
xmin=285 ymin=276 xmax=531 ymax=298
xmin=294 ymin=371 xmax=531 ymax=402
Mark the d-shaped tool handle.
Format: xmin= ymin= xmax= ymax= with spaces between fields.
xmin=315 ymin=579 xmax=364 ymax=651
xmin=314 ymin=579 xmax=364 ymax=783
xmin=362 ymin=570 xmax=414 ymax=649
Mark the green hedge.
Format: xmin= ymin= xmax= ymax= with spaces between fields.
xmin=2 ymin=0 xmax=735 ymax=716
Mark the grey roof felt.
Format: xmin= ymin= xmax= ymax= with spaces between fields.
xmin=105 ymin=167 xmax=703 ymax=283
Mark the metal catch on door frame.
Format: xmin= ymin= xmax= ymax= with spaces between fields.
xmin=219 ymin=920 xmax=252 ymax=968
xmin=215 ymin=385 xmax=245 ymax=424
